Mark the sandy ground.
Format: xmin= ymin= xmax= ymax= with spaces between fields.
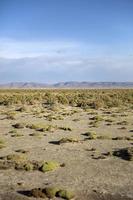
xmin=0 ymin=104 xmax=133 ymax=200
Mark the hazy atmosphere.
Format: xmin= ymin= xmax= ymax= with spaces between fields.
xmin=0 ymin=0 xmax=133 ymax=83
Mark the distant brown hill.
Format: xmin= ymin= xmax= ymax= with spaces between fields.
xmin=0 ymin=82 xmax=133 ymax=88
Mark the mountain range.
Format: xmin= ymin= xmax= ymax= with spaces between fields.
xmin=0 ymin=82 xmax=133 ymax=88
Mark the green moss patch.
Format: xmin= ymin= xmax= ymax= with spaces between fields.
xmin=57 ymin=189 xmax=75 ymax=200
xmin=40 ymin=161 xmax=60 ymax=172
xmin=44 ymin=187 xmax=60 ymax=198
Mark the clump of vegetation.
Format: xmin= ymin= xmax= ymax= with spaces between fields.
xmin=15 ymin=149 xmax=29 ymax=154
xmin=0 ymin=152 xmax=64 ymax=173
xmin=112 ymin=136 xmax=133 ymax=141
xmin=89 ymin=100 xmax=104 ymax=109
xmin=6 ymin=153 xmax=27 ymax=164
xmin=89 ymin=121 xmax=99 ymax=128
xmin=117 ymin=121 xmax=128 ymax=125
xmin=58 ymin=137 xmax=79 ymax=144
xmin=44 ymin=187 xmax=60 ymax=198
xmin=113 ymin=147 xmax=133 ymax=161
xmin=30 ymin=188 xmax=46 ymax=198
xmin=45 ymin=114 xmax=54 ymax=121
xmin=24 ymin=162 xmax=34 ymax=171
xmin=120 ymin=113 xmax=128 ymax=117
xmin=111 ymin=113 xmax=117 ymax=117
xmin=97 ymin=135 xmax=111 ymax=140
xmin=72 ymin=118 xmax=80 ymax=122
xmin=16 ymin=106 xmax=27 ymax=112
xmin=12 ymin=123 xmax=25 ymax=129
xmin=0 ymin=89 xmax=133 ymax=109
xmin=0 ymin=160 xmax=13 ymax=170
xmin=84 ymin=131 xmax=97 ymax=139
xmin=59 ymin=126 xmax=72 ymax=131
xmin=90 ymin=115 xmax=103 ymax=122
xmin=40 ymin=161 xmax=60 ymax=172
xmin=91 ymin=154 xmax=107 ymax=160
xmin=0 ymin=158 xmax=39 ymax=171
xmin=30 ymin=132 xmax=44 ymax=138
xmin=26 ymin=123 xmax=57 ymax=132
xmin=105 ymin=123 xmax=112 ymax=126
xmin=6 ymin=112 xmax=16 ymax=120
xmin=28 ymin=187 xmax=75 ymax=199
xmin=89 ymin=115 xmax=104 ymax=128
xmin=118 ymin=127 xmax=126 ymax=130
xmin=11 ymin=132 xmax=24 ymax=137
xmin=57 ymin=189 xmax=75 ymax=200
xmin=0 ymin=139 xmax=6 ymax=149
xmin=9 ymin=129 xmax=17 ymax=134
xmin=45 ymin=113 xmax=64 ymax=121
xmin=104 ymin=118 xmax=114 ymax=123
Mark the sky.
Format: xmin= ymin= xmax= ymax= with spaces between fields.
xmin=0 ymin=0 xmax=133 ymax=83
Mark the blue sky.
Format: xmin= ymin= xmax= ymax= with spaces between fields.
xmin=0 ymin=0 xmax=133 ymax=83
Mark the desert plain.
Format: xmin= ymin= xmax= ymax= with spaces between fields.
xmin=0 ymin=89 xmax=133 ymax=200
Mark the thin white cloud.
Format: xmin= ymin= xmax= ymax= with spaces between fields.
xmin=0 ymin=38 xmax=81 ymax=58
xmin=0 ymin=38 xmax=133 ymax=82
